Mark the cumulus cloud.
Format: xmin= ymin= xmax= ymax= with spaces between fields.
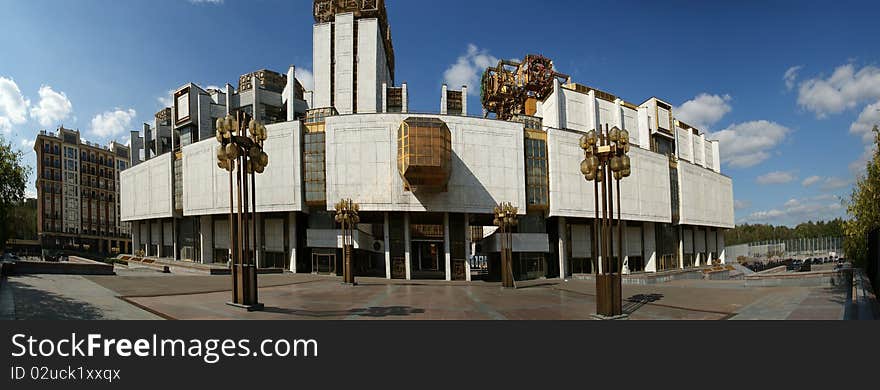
xmin=90 ymin=108 xmax=136 ymax=138
xmin=757 ymin=171 xmax=797 ymax=185
xmin=29 ymin=85 xmax=72 ymax=127
xmin=297 ymin=68 xmax=314 ymax=91
xmin=157 ymin=89 xmax=174 ymax=108
xmin=850 ymin=100 xmax=880 ymax=144
xmin=709 ymin=120 xmax=791 ymax=168
xmin=744 ymin=195 xmax=845 ymax=225
xmin=443 ymin=44 xmax=498 ymax=95
xmin=802 ymin=175 xmax=822 ymax=187
xmin=734 ymin=199 xmax=752 ymax=210
xmin=797 ymin=64 xmax=880 ymax=118
xmin=821 ymin=177 xmax=851 ymax=191
xmin=784 ymin=66 xmax=802 ymax=91
xmin=0 ymin=76 xmax=30 ymax=133
xmin=850 ymin=144 xmax=877 ymax=175
xmin=674 ymin=93 xmax=732 ymax=131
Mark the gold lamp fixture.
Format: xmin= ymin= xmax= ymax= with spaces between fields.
xmin=580 ymin=124 xmax=632 ymax=318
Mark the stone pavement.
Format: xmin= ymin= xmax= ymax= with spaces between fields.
xmin=4 ymin=273 xmax=161 ymax=320
xmin=2 ymin=267 xmax=853 ymax=320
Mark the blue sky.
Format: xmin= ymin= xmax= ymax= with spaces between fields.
xmin=1 ymin=0 xmax=878 ymax=226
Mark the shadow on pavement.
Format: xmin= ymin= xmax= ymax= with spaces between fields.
xmin=623 ymin=293 xmax=664 ymax=315
xmin=262 ymin=306 xmax=426 ymax=318
xmin=8 ymin=278 xmax=104 ymax=320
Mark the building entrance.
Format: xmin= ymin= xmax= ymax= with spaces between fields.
xmin=411 ymin=240 xmax=445 ymax=279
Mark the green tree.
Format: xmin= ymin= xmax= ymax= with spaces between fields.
xmin=844 ymin=125 xmax=880 ymax=268
xmin=0 ymin=135 xmax=32 ymax=251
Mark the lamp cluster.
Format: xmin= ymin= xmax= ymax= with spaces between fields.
xmin=215 ymin=114 xmax=270 ymax=174
xmin=493 ymin=202 xmax=519 ymax=229
xmin=334 ymin=199 xmax=361 ymax=226
xmin=579 ymin=126 xmax=631 ymax=182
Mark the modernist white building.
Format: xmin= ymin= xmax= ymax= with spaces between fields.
xmin=121 ymin=0 xmax=734 ymax=281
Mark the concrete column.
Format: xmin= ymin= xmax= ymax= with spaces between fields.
xmin=464 ymin=213 xmax=471 ymax=282
xmin=286 ymin=65 xmax=297 ymax=121
xmin=588 ymin=89 xmax=598 ymax=131
xmin=288 ymin=212 xmax=297 ymax=273
xmin=156 ymin=221 xmax=163 ymax=258
xmin=401 ymin=83 xmax=408 ymax=113
xmin=383 ymin=212 xmax=391 ymax=279
xmin=225 ymin=84 xmax=234 ymax=116
xmin=381 ymin=83 xmax=388 ymax=113
xmin=644 ymin=222 xmax=657 ymax=272
xmin=678 ymin=226 xmax=685 ymax=269
xmin=558 ymin=217 xmax=568 ymax=280
xmin=461 ymin=86 xmax=468 ymax=116
xmin=718 ymin=230 xmax=726 ymax=264
xmin=131 ymin=222 xmax=140 ymax=256
xmin=440 ymin=84 xmax=448 ymax=115
xmin=172 ymin=219 xmax=179 ymax=261
xmin=199 ymin=216 xmax=213 ymax=264
xmin=621 ymin=220 xmax=630 ymax=275
xmin=404 ymin=213 xmax=412 ymax=280
xmin=444 ymin=212 xmax=451 ymax=281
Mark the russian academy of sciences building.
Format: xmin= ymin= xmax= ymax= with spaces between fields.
xmin=120 ymin=0 xmax=734 ymax=282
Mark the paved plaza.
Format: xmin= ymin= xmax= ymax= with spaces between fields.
xmin=0 ymin=264 xmax=852 ymax=320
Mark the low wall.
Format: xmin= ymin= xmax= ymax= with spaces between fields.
xmin=573 ymin=267 xmax=710 ymax=285
xmin=6 ymin=257 xmax=114 ymax=276
xmin=744 ymin=269 xmax=844 ymax=288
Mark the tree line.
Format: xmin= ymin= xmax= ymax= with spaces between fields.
xmin=724 ymin=219 xmax=846 ymax=246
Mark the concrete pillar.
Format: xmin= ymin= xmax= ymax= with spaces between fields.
xmin=461 ymin=86 xmax=468 ymax=116
xmin=288 ymin=212 xmax=297 ymax=273
xmin=131 ymin=222 xmax=140 ymax=256
xmin=644 ymin=222 xmax=657 ymax=272
xmin=444 ymin=212 xmax=451 ymax=281
xmin=383 ymin=212 xmax=391 ymax=279
xmin=678 ymin=226 xmax=684 ymax=269
xmin=199 ymin=216 xmax=213 ymax=264
xmin=440 ymin=84 xmax=448 ymax=115
xmin=718 ymin=231 xmax=726 ymax=264
xmin=172 ymin=219 xmax=179 ymax=261
xmin=401 ymin=83 xmax=408 ymax=113
xmin=156 ymin=221 xmax=163 ymax=258
xmin=225 ymin=84 xmax=234 ymax=116
xmin=464 ymin=213 xmax=471 ymax=282
xmin=621 ymin=220 xmax=630 ymax=275
xmin=287 ymin=65 xmax=297 ymax=121
xmin=381 ymin=83 xmax=388 ymax=114
xmin=404 ymin=213 xmax=412 ymax=280
xmin=558 ymin=217 xmax=568 ymax=280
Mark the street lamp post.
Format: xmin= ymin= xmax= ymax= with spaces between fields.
xmin=494 ymin=202 xmax=518 ymax=288
xmin=335 ymin=199 xmax=360 ymax=285
xmin=216 ymin=111 xmax=269 ymax=311
xmin=580 ymin=124 xmax=631 ymax=318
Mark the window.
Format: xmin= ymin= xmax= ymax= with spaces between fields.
xmin=524 ymin=138 xmax=549 ymax=208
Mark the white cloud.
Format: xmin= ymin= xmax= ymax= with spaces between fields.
xmin=443 ymin=44 xmax=498 ymax=95
xmin=797 ymin=64 xmax=880 ymax=118
xmin=674 ymin=93 xmax=732 ymax=131
xmin=29 ymin=85 xmax=72 ymax=127
xmin=784 ymin=66 xmax=802 ymax=91
xmin=821 ymin=176 xmax=851 ymax=191
xmin=756 ymin=171 xmax=797 ymax=185
xmin=297 ymin=68 xmax=314 ymax=91
xmin=734 ymin=199 xmax=751 ymax=210
xmin=744 ymin=196 xmax=845 ymax=225
xmin=850 ymin=144 xmax=876 ymax=175
xmin=19 ymin=138 xmax=34 ymax=149
xmin=157 ymin=89 xmax=173 ymax=108
xmin=90 ymin=108 xmax=136 ymax=139
xmin=709 ymin=120 xmax=791 ymax=168
xmin=850 ymin=100 xmax=880 ymax=144
xmin=0 ymin=76 xmax=30 ymax=133
xmin=802 ymin=175 xmax=822 ymax=187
